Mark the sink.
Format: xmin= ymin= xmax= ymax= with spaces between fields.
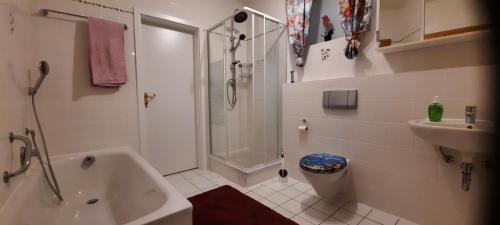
xmin=408 ymin=119 xmax=493 ymax=162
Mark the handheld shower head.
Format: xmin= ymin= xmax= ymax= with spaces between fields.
xmin=39 ymin=61 xmax=49 ymax=77
xmin=232 ymin=34 xmax=246 ymax=52
xmin=29 ymin=61 xmax=50 ymax=96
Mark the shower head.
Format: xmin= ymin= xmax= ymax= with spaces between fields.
xmin=239 ymin=34 xmax=246 ymax=40
xmin=234 ymin=11 xmax=248 ymax=23
xmin=28 ymin=61 xmax=50 ymax=96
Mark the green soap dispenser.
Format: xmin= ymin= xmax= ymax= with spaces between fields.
xmin=428 ymin=96 xmax=443 ymax=122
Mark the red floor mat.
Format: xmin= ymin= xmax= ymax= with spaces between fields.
xmin=188 ymin=185 xmax=298 ymax=225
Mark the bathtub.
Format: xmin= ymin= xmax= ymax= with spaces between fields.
xmin=0 ymin=146 xmax=192 ymax=225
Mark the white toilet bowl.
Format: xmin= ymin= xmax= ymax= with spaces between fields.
xmin=299 ymin=153 xmax=349 ymax=200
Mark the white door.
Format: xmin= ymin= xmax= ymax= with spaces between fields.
xmin=138 ymin=21 xmax=197 ymax=175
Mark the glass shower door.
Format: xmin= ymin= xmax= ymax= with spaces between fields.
xmin=208 ymin=24 xmax=227 ymax=160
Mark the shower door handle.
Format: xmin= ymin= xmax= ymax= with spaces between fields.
xmin=144 ymin=92 xmax=156 ymax=108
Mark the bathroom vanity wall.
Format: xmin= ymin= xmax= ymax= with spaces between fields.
xmin=0 ymin=0 xmax=244 ymax=209
xmin=248 ymin=0 xmax=493 ymax=225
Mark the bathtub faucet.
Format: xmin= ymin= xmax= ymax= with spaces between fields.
xmin=3 ymin=132 xmax=34 ymax=183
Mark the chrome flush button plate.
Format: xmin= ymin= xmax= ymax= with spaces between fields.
xmin=322 ymin=89 xmax=357 ymax=109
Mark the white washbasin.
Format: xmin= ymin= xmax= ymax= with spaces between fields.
xmin=0 ymin=146 xmax=192 ymax=225
xmin=408 ymin=119 xmax=493 ymax=161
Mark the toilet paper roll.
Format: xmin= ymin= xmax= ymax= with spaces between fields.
xmin=297 ymin=125 xmax=308 ymax=132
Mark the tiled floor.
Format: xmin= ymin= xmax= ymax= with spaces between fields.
xmin=164 ymin=169 xmax=419 ymax=225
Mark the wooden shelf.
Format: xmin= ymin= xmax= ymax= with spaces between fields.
xmin=376 ymin=30 xmax=490 ymax=54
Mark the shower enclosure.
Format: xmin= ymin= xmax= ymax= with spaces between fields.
xmin=207 ymin=7 xmax=287 ymax=175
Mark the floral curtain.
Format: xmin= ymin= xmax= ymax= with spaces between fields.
xmin=339 ymin=0 xmax=372 ymax=59
xmin=286 ymin=0 xmax=314 ymax=67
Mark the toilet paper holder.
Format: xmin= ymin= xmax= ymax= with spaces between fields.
xmin=298 ymin=118 xmax=308 ymax=131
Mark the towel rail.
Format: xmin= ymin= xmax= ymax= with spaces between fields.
xmin=40 ymin=8 xmax=128 ymax=30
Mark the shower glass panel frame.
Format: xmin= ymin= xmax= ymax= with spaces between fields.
xmin=207 ymin=7 xmax=287 ymax=170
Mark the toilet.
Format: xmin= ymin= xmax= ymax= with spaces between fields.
xmin=299 ymin=153 xmax=349 ymax=200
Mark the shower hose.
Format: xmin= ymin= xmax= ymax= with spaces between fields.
xmin=31 ymin=95 xmax=64 ymax=202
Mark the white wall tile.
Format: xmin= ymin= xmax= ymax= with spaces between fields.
xmin=0 ymin=0 xmax=245 ymax=209
xmin=280 ymin=69 xmax=492 ymax=225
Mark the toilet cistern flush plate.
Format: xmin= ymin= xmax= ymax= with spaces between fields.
xmin=408 ymin=119 xmax=493 ymax=162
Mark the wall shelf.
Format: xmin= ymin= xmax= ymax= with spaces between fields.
xmin=376 ymin=29 xmax=490 ymax=54
xmin=375 ymin=0 xmax=488 ymax=54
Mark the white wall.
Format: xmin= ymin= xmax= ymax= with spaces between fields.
xmin=425 ymin=0 xmax=488 ymax=34
xmin=0 ymin=0 xmax=37 ymax=209
xmin=0 ymin=0 xmax=244 ymax=209
xmin=247 ymin=0 xmax=493 ymax=225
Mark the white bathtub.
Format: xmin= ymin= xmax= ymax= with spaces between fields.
xmin=0 ymin=146 xmax=192 ymax=225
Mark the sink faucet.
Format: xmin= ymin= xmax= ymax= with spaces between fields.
xmin=465 ymin=106 xmax=477 ymax=125
xmin=3 ymin=132 xmax=34 ymax=183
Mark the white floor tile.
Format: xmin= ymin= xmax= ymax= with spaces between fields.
xmin=396 ymin=218 xmax=419 ymax=225
xmin=292 ymin=215 xmax=315 ymax=225
xmin=248 ymin=183 xmax=262 ymax=191
xmin=367 ymin=209 xmax=399 ymax=225
xmin=332 ymin=209 xmax=364 ymax=225
xmin=246 ymin=191 xmax=263 ymax=201
xmin=359 ymin=218 xmax=383 ymax=225
xmin=267 ymin=181 xmax=288 ymax=191
xmin=291 ymin=182 xmax=312 ymax=192
xmin=180 ymin=170 xmax=199 ymax=179
xmin=193 ymin=180 xmax=216 ymax=190
xmin=189 ymin=175 xmax=208 ymax=184
xmin=179 ymin=186 xmax=200 ymax=195
xmin=281 ymin=199 xmax=309 ymax=214
xmin=164 ymin=174 xmax=185 ymax=183
xmin=202 ymin=172 xmax=220 ymax=180
xmin=342 ymin=202 xmax=373 ymax=217
xmin=193 ymin=169 xmax=212 ymax=176
xmin=320 ymin=217 xmax=348 ymax=225
xmin=307 ymin=188 xmax=320 ymax=197
xmin=231 ymin=184 xmax=250 ymax=193
xmin=295 ymin=193 xmax=321 ymax=206
xmin=211 ymin=176 xmax=232 ymax=186
xmin=172 ymin=180 xmax=199 ymax=195
xmin=267 ymin=192 xmax=291 ymax=205
xmin=282 ymin=178 xmax=299 ymax=186
xmin=260 ymin=178 xmax=277 ymax=186
xmin=298 ymin=208 xmax=329 ymax=225
xmin=326 ymin=194 xmax=350 ymax=207
xmin=185 ymin=170 xmax=411 ymax=225
xmin=274 ymin=206 xmax=295 ymax=218
xmin=311 ymin=199 xmax=340 ymax=215
xmin=281 ymin=187 xmax=302 ymax=198
xmin=201 ymin=184 xmax=219 ymax=192
xmin=185 ymin=190 xmax=202 ymax=198
xmin=258 ymin=198 xmax=278 ymax=209
xmin=253 ymin=186 xmax=276 ymax=198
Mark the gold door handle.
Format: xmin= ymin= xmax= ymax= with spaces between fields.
xmin=144 ymin=92 xmax=156 ymax=108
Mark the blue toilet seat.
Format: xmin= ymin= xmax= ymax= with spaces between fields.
xmin=299 ymin=153 xmax=347 ymax=174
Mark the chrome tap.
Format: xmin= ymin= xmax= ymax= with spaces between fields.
xmin=465 ymin=106 xmax=477 ymax=125
xmin=3 ymin=132 xmax=34 ymax=183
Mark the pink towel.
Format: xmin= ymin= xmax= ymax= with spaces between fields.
xmin=88 ymin=17 xmax=127 ymax=87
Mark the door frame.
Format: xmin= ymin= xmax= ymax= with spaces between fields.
xmin=133 ymin=8 xmax=203 ymax=170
